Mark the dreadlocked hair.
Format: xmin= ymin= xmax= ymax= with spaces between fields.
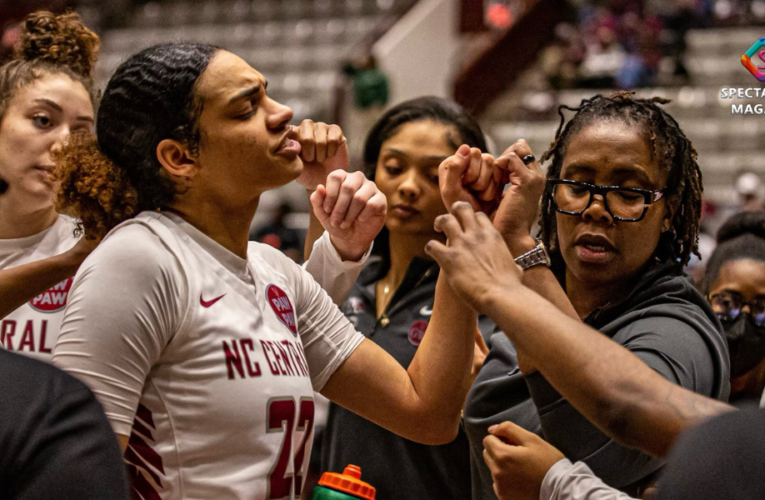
xmin=539 ymin=91 xmax=703 ymax=269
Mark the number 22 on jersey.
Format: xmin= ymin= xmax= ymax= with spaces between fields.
xmin=267 ymin=397 xmax=315 ymax=499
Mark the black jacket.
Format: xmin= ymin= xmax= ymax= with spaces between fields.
xmin=0 ymin=349 xmax=130 ymax=499
xmin=321 ymin=256 xmax=492 ymax=500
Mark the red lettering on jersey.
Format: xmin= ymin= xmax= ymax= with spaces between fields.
xmin=266 ymin=285 xmax=298 ymax=336
xmin=223 ymin=339 xmax=265 ymax=380
xmin=260 ymin=340 xmax=281 ymax=375
xmin=29 ymin=278 xmax=72 ymax=313
xmin=273 ymin=342 xmax=295 ymax=376
xmin=269 ymin=341 xmax=289 ymax=375
xmin=38 ymin=321 xmax=51 ymax=354
xmin=283 ymin=341 xmax=308 ymax=376
xmin=240 ymin=339 xmax=262 ymax=377
xmin=223 ymin=340 xmax=246 ymax=379
xmin=1 ymin=320 xmax=16 ymax=349
xmin=18 ymin=321 xmax=35 ymax=352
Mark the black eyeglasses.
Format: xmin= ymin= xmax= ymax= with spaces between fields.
xmin=548 ymin=179 xmax=666 ymax=222
xmin=708 ymin=291 xmax=765 ymax=326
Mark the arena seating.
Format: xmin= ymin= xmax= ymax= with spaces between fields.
xmin=480 ymin=27 xmax=765 ymax=208
xmin=95 ymin=0 xmax=414 ymax=123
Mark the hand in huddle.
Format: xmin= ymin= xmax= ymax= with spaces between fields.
xmin=492 ymin=140 xmax=546 ymax=255
xmin=424 ymin=201 xmax=521 ymax=315
xmin=438 ymin=140 xmax=546 ymax=256
xmin=483 ymin=421 xmax=565 ymax=500
xmin=438 ymin=144 xmax=504 ymax=216
xmin=294 ymin=119 xmax=386 ymax=261
xmin=309 ymin=170 xmax=386 ymax=261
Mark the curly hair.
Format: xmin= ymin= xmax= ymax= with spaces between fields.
xmin=54 ymin=131 xmax=138 ymax=239
xmin=54 ymin=43 xmax=219 ymax=239
xmin=539 ymin=91 xmax=703 ymax=268
xmin=0 ymin=10 xmax=99 ymax=119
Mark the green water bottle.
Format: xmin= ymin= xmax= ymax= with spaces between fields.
xmin=311 ymin=464 xmax=376 ymax=500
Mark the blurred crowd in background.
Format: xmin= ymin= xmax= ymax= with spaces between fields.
xmin=1 ymin=0 xmax=762 ymax=278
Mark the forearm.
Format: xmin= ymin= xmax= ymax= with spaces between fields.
xmin=508 ymin=236 xmax=579 ymax=373
xmin=406 ymin=275 xmax=477 ymax=436
xmin=525 ymin=370 xmax=664 ymax=487
xmin=542 ymin=459 xmax=636 ymax=500
xmin=510 ymin=236 xmax=578 ymax=320
xmin=484 ymin=286 xmax=732 ymax=458
xmin=302 ymin=232 xmax=367 ymax=306
xmin=0 ymin=254 xmax=78 ymax=319
xmin=321 ymin=276 xmax=476 ymax=444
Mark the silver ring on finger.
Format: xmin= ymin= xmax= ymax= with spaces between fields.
xmin=521 ymin=154 xmax=535 ymax=165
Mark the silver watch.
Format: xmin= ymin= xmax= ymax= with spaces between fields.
xmin=514 ymin=239 xmax=551 ymax=270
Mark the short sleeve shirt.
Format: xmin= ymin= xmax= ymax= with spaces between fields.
xmin=0 ymin=215 xmax=78 ymax=361
xmin=54 ymin=211 xmax=365 ymax=500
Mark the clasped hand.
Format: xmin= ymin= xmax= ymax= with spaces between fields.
xmin=295 ymin=119 xmax=386 ymax=261
xmin=425 ymin=140 xmax=546 ymax=313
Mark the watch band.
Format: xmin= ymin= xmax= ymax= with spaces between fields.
xmin=514 ymin=239 xmax=551 ymax=270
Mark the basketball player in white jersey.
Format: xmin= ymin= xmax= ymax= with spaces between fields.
xmin=52 ymin=44 xmax=484 ymax=500
xmin=0 ymin=11 xmax=100 ymax=361
xmin=0 ymin=12 xmax=380 ymax=361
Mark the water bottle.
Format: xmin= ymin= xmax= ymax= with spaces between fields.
xmin=310 ymin=464 xmax=376 ymax=500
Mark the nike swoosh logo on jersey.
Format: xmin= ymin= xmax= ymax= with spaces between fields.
xmin=420 ymin=305 xmax=433 ymax=316
xmin=200 ymin=293 xmax=226 ymax=308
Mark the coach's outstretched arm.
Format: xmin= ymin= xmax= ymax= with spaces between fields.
xmin=426 ymin=202 xmax=733 ymax=458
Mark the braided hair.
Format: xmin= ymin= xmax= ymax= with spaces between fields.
xmin=54 ymin=43 xmax=219 ymax=239
xmin=539 ymin=91 xmax=703 ymax=268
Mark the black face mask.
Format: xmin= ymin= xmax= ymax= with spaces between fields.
xmin=722 ymin=312 xmax=765 ymax=377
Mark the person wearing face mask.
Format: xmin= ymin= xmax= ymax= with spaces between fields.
xmin=704 ymin=210 xmax=765 ymax=406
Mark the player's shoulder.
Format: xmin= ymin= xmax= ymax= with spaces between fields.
xmin=247 ymin=241 xmax=307 ymax=286
xmin=56 ymin=214 xmax=79 ymax=233
xmin=248 ymin=240 xmax=304 ymax=278
xmin=83 ymin=213 xmax=182 ymax=277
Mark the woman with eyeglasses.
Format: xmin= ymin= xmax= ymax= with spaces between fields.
xmin=704 ymin=211 xmax=765 ymax=406
xmin=436 ymin=92 xmax=729 ymax=498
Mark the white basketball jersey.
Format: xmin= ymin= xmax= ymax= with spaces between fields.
xmin=0 ymin=215 xmax=78 ymax=362
xmin=55 ymin=212 xmax=364 ymax=500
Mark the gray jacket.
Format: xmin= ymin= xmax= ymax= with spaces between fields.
xmin=464 ymin=261 xmax=730 ymax=499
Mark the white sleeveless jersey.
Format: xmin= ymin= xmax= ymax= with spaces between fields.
xmin=0 ymin=215 xmax=78 ymax=362
xmin=54 ymin=212 xmax=365 ymax=500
